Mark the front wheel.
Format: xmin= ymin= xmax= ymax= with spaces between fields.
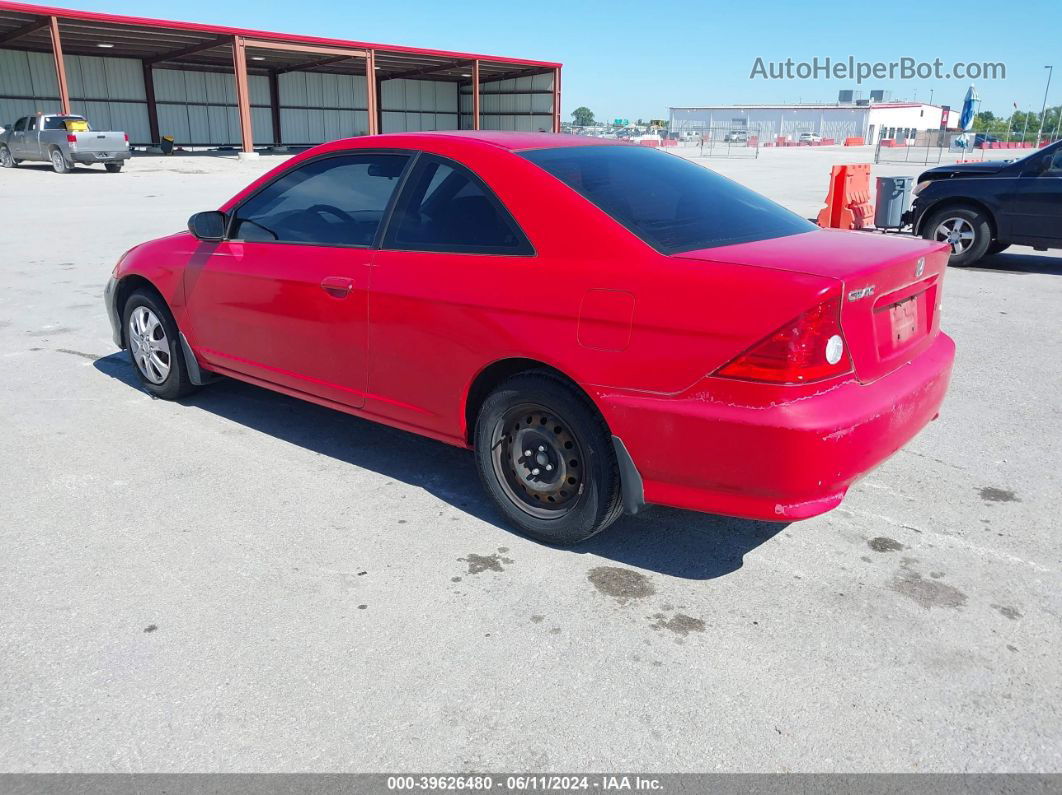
xmin=474 ymin=373 xmax=623 ymax=545
xmin=922 ymin=206 xmax=991 ymax=266
xmin=0 ymin=145 xmax=16 ymax=168
xmin=50 ymin=147 xmax=71 ymax=174
xmin=105 ymin=162 xmax=123 ymax=173
xmin=122 ymin=289 xmax=198 ymax=400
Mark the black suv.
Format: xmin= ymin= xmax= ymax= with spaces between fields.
xmin=906 ymin=140 xmax=1062 ymax=266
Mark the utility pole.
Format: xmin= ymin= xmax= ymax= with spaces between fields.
xmin=1035 ymin=65 xmax=1053 ymax=145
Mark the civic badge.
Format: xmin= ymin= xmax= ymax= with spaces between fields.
xmin=915 ymin=257 xmax=926 ymax=278
xmin=847 ymin=286 xmax=875 ymax=301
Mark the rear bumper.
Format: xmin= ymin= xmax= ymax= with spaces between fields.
xmin=70 ymin=150 xmax=131 ymax=164
xmin=595 ymin=333 xmax=955 ymax=521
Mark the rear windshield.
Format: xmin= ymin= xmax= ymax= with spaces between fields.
xmin=43 ymin=116 xmax=88 ymax=130
xmin=520 ymin=145 xmax=814 ymax=254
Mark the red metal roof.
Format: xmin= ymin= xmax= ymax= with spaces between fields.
xmin=0 ymin=1 xmax=561 ymax=74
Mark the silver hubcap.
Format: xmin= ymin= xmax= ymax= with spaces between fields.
xmin=128 ymin=306 xmax=170 ymax=384
xmin=0 ymin=148 xmax=11 ymax=166
xmin=52 ymin=151 xmax=64 ymax=169
xmin=934 ymin=217 xmax=975 ymax=254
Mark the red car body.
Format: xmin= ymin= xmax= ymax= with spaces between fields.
xmin=106 ymin=132 xmax=955 ymax=522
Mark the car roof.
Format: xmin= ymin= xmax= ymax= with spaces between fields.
xmin=347 ymin=130 xmax=628 ymax=152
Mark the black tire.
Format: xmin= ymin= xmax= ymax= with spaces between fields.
xmin=921 ymin=206 xmax=992 ymax=266
xmin=105 ymin=163 xmax=123 ymax=173
xmin=0 ymin=145 xmax=15 ymax=168
xmin=986 ymin=241 xmax=1011 ymax=256
xmin=121 ymin=288 xmax=198 ymax=400
xmin=474 ymin=372 xmax=623 ymax=545
xmin=49 ymin=147 xmax=71 ymax=174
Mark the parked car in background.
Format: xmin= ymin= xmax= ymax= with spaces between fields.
xmin=907 ymin=139 xmax=1062 ymax=265
xmin=0 ymin=113 xmax=130 ymax=173
xmin=973 ymin=133 xmax=1000 ymax=147
xmin=799 ymin=132 xmax=823 ymax=144
xmin=723 ymin=129 xmax=748 ymax=143
xmin=105 ymin=132 xmax=955 ymax=545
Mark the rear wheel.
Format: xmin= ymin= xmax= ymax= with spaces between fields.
xmin=474 ymin=373 xmax=623 ymax=545
xmin=922 ymin=206 xmax=991 ymax=266
xmin=49 ymin=147 xmax=71 ymax=174
xmin=0 ymin=145 xmax=15 ymax=168
xmin=105 ymin=162 xmax=123 ymax=173
xmin=122 ymin=289 xmax=198 ymax=400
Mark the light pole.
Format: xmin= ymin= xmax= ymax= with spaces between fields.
xmin=1035 ymin=65 xmax=1053 ymax=145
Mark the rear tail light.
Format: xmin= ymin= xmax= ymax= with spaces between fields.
xmin=124 ymin=132 xmax=129 ymax=146
xmin=714 ymin=295 xmax=853 ymax=384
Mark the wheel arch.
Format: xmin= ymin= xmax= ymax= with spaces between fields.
xmin=114 ymin=274 xmax=165 ymax=346
xmin=462 ymin=357 xmax=606 ymax=446
xmin=916 ymin=197 xmax=998 ymax=239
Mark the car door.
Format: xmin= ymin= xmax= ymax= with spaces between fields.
xmin=368 ymin=153 xmax=536 ymax=435
xmin=22 ymin=115 xmax=42 ymax=160
xmin=183 ymin=151 xmax=412 ymax=408
xmin=8 ymin=117 xmax=26 ymax=157
xmin=1003 ymin=146 xmax=1062 ymax=243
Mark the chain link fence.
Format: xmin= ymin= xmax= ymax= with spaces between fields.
xmin=671 ymin=125 xmax=762 ymax=158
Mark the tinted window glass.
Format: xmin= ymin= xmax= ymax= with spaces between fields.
xmin=43 ymin=115 xmax=87 ymax=130
xmin=384 ymin=156 xmax=532 ymax=254
xmin=232 ymin=153 xmax=410 ymax=246
xmin=26 ymin=116 xmax=37 ymax=130
xmin=521 ymin=145 xmax=815 ymax=254
xmin=13 ymin=118 xmax=26 ymax=132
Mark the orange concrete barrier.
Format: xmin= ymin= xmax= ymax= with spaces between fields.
xmin=844 ymin=136 xmax=865 ymax=146
xmin=816 ymin=164 xmax=873 ymax=230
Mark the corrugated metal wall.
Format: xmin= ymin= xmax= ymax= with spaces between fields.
xmin=154 ymin=68 xmax=271 ymax=146
xmin=380 ymin=79 xmax=458 ymax=132
xmin=278 ymin=71 xmax=367 ymax=144
xmin=1 ymin=47 xmax=150 ymax=142
xmin=460 ymin=72 xmax=553 ymax=132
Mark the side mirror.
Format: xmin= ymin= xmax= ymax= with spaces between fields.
xmin=188 ymin=211 xmax=227 ymax=241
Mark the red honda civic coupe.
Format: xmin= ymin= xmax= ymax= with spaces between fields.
xmin=105 ymin=131 xmax=955 ymax=545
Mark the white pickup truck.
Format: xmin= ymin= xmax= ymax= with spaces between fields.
xmin=0 ymin=113 xmax=130 ymax=173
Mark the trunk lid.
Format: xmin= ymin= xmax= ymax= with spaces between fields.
xmin=72 ymin=131 xmax=125 ymax=154
xmin=677 ymin=229 xmax=949 ymax=384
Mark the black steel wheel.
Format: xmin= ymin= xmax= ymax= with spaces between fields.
xmin=474 ymin=372 xmax=623 ymax=545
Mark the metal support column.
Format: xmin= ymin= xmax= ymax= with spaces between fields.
xmin=472 ymin=59 xmax=481 ymax=130
xmin=231 ymin=36 xmax=255 ymax=154
xmin=48 ymin=16 xmax=70 ymax=115
xmin=268 ymin=70 xmax=282 ymax=145
xmin=552 ymin=66 xmax=561 ymax=132
xmin=142 ymin=61 xmax=159 ymax=144
xmin=365 ymin=49 xmax=379 ymax=135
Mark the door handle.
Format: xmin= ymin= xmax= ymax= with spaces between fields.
xmin=320 ymin=276 xmax=354 ymax=298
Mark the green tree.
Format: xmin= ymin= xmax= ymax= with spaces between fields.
xmin=570 ymin=106 xmax=595 ymax=127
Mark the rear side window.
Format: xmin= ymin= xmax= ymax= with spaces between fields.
xmin=383 ymin=155 xmax=532 ymax=255
xmin=231 ymin=153 xmax=410 ymax=246
xmin=520 ymin=145 xmax=814 ymax=254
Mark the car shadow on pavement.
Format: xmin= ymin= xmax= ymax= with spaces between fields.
xmin=95 ymin=352 xmax=788 ymax=580
xmin=962 ymin=251 xmax=1062 ymax=276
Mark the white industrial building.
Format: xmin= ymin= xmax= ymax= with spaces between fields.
xmin=669 ymin=102 xmax=961 ymax=143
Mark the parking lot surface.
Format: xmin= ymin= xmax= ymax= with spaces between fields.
xmin=0 ymin=146 xmax=1059 ymax=772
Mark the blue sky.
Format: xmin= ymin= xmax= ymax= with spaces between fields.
xmin=57 ymin=0 xmax=1062 ymax=120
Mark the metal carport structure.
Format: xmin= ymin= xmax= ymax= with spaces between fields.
xmin=0 ymin=1 xmax=562 ymax=152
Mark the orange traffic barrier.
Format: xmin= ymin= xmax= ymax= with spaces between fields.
xmin=844 ymin=136 xmax=865 ymax=146
xmin=816 ymin=164 xmax=873 ymax=230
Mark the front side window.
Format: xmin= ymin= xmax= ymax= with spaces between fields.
xmin=521 ymin=145 xmax=815 ymax=254
xmin=231 ymin=153 xmax=410 ymax=246
xmin=13 ymin=118 xmax=26 ymax=132
xmin=384 ymin=155 xmax=532 ymax=255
